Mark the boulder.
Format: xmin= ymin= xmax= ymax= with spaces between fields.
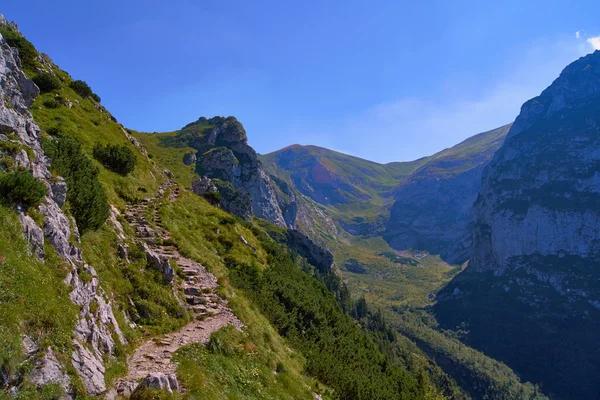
xmin=141 ymin=243 xmax=174 ymax=283
xmin=183 ymin=151 xmax=197 ymax=165
xmin=135 ymin=372 xmax=179 ymax=394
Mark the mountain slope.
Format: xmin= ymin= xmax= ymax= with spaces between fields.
xmin=0 ymin=14 xmax=455 ymax=400
xmin=261 ymin=124 xmax=509 ymax=258
xmin=384 ymin=124 xmax=511 ymax=263
xmin=436 ymin=50 xmax=600 ymax=399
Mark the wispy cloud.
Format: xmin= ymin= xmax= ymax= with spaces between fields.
xmin=587 ymin=36 xmax=600 ymax=50
xmin=576 ymin=31 xmax=581 ymax=39
xmin=322 ymin=37 xmax=591 ymax=163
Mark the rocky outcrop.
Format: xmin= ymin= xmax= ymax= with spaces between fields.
xmin=384 ymin=124 xmax=510 ymax=264
xmin=0 ymin=18 xmax=125 ymax=397
xmin=182 ymin=151 xmax=196 ymax=165
xmin=436 ymin=50 xmax=600 ymax=400
xmin=285 ymin=229 xmax=336 ymax=274
xmin=179 ymin=116 xmax=286 ymax=226
xmin=28 ymin=348 xmax=72 ymax=397
xmin=470 ymin=51 xmax=600 ymax=274
xmin=142 ymin=242 xmax=174 ymax=283
xmin=19 ymin=213 xmax=45 ymax=259
xmin=136 ymin=373 xmax=179 ymax=394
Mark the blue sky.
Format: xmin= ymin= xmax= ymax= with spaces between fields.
xmin=2 ymin=1 xmax=599 ymax=162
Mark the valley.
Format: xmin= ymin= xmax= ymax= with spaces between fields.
xmin=1 ymin=8 xmax=599 ymax=400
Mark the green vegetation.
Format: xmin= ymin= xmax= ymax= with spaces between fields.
xmin=93 ymin=143 xmax=137 ymax=176
xmin=69 ymin=79 xmax=93 ymax=99
xmin=174 ymin=325 xmax=319 ymax=399
xmin=130 ymin=130 xmax=197 ymax=187
xmin=44 ymin=134 xmax=110 ymax=232
xmin=80 ymin=224 xmax=189 ymax=338
xmin=0 ymin=25 xmax=38 ymax=72
xmin=0 ymin=204 xmax=78 ymax=399
xmin=380 ymin=251 xmax=420 ymax=266
xmin=42 ymin=98 xmax=60 ymax=108
xmin=0 ymin=170 xmax=47 ymax=209
xmin=30 ymin=82 xmax=162 ymax=206
xmin=32 ymin=72 xmax=61 ymax=93
xmin=160 ymin=193 xmax=445 ymax=400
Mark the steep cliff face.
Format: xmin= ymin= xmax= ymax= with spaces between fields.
xmin=385 ymin=125 xmax=510 ymax=263
xmin=471 ymin=50 xmax=600 ymax=273
xmin=167 ymin=116 xmax=286 ymax=227
xmin=436 ymin=50 xmax=600 ymax=400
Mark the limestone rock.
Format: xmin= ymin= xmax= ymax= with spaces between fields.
xmin=191 ymin=175 xmax=217 ymax=195
xmin=29 ymin=348 xmax=71 ymax=397
xmin=71 ymin=341 xmax=105 ymax=396
xmin=136 ymin=372 xmax=179 ymax=394
xmin=0 ymin=24 xmax=126 ymax=396
xmin=51 ymin=176 xmax=67 ymax=208
xmin=142 ymin=243 xmax=174 ymax=282
xmin=182 ymin=116 xmax=286 ymax=226
xmin=19 ymin=213 xmax=44 ymax=260
xmin=471 ymin=51 xmax=600 ymax=274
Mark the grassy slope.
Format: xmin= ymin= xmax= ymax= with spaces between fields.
xmin=130 ymin=131 xmax=198 ymax=187
xmin=0 ymin=205 xmax=82 ymax=399
xmin=0 ymin=30 xmax=335 ymax=398
xmin=29 ymin=71 xmax=164 ymax=207
xmin=159 ymin=192 xmax=446 ymax=400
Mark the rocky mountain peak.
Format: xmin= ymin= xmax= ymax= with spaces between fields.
xmin=174 ymin=116 xmax=286 ymax=227
xmin=510 ymin=50 xmax=600 ymax=138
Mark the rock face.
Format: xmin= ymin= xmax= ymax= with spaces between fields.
xmin=177 ymin=116 xmax=286 ymax=226
xmin=28 ymin=348 xmax=72 ymax=397
xmin=142 ymin=243 xmax=174 ymax=283
xmin=385 ymin=125 xmax=510 ymax=263
xmin=470 ymin=51 xmax=600 ymax=273
xmin=19 ymin=213 xmax=45 ymax=259
xmin=0 ymin=18 xmax=126 ymax=397
xmin=436 ymin=50 xmax=600 ymax=400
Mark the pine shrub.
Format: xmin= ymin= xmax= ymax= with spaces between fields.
xmin=0 ymin=170 xmax=47 ymax=209
xmin=93 ymin=143 xmax=136 ymax=176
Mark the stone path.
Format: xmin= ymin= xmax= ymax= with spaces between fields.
xmin=111 ymin=181 xmax=242 ymax=397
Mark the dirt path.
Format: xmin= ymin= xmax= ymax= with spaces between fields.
xmin=111 ymin=181 xmax=242 ymax=397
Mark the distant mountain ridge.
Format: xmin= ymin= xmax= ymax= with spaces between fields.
xmin=261 ymin=124 xmax=510 ymax=259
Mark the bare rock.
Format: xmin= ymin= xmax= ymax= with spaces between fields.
xmin=29 ymin=347 xmax=71 ymax=397
xmin=163 ymin=169 xmax=174 ymax=179
xmin=136 ymin=372 xmax=179 ymax=394
xmin=51 ymin=176 xmax=67 ymax=208
xmin=19 ymin=213 xmax=44 ymax=260
xmin=108 ymin=205 xmax=126 ymax=241
xmin=142 ymin=243 xmax=174 ymax=283
xmin=118 ymin=243 xmax=129 ymax=262
xmin=191 ymin=175 xmax=218 ymax=195
xmin=21 ymin=335 xmax=40 ymax=357
xmin=71 ymin=341 xmax=105 ymax=396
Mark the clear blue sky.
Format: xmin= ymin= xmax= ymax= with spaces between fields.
xmin=2 ymin=1 xmax=598 ymax=162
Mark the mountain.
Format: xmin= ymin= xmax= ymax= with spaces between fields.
xmin=0 ymin=14 xmax=460 ymax=400
xmin=260 ymin=145 xmax=428 ymax=242
xmin=261 ymin=124 xmax=510 ymax=261
xmin=384 ymin=124 xmax=511 ymax=263
xmin=160 ymin=116 xmax=287 ymax=227
xmin=436 ymin=50 xmax=600 ymax=399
